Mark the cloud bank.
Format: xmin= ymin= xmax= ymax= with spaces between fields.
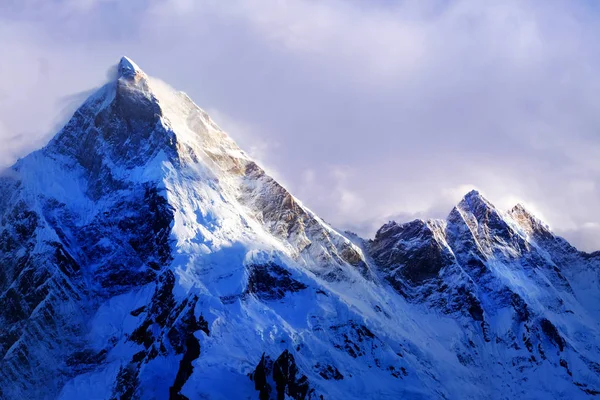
xmin=1 ymin=0 xmax=599 ymax=250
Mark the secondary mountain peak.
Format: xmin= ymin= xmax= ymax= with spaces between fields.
xmin=457 ymin=189 xmax=493 ymax=210
xmin=509 ymin=203 xmax=538 ymax=221
xmin=508 ymin=203 xmax=553 ymax=237
xmin=450 ymin=188 xmax=504 ymax=226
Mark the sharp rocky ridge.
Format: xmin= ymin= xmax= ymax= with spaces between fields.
xmin=0 ymin=57 xmax=598 ymax=399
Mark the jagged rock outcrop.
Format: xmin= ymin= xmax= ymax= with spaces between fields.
xmin=250 ymin=350 xmax=317 ymax=400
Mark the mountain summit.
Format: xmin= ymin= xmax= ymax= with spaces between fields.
xmin=118 ymin=56 xmax=145 ymax=79
xmin=0 ymin=58 xmax=599 ymax=399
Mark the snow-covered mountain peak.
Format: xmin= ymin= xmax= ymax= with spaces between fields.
xmin=508 ymin=203 xmax=552 ymax=236
xmin=456 ymin=189 xmax=495 ymax=214
xmin=38 ymin=56 xmax=251 ymax=187
xmin=463 ymin=188 xmax=484 ymax=199
xmin=17 ymin=56 xmax=367 ymax=284
xmin=118 ymin=56 xmax=145 ymax=80
xmin=114 ymin=56 xmax=154 ymax=110
xmin=2 ymin=59 xmax=600 ymax=400
xmin=446 ymin=189 xmax=512 ymax=243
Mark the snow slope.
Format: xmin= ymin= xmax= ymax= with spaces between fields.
xmin=0 ymin=57 xmax=598 ymax=399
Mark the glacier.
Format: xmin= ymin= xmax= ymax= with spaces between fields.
xmin=0 ymin=57 xmax=598 ymax=399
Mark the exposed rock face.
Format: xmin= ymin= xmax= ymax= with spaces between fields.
xmin=314 ymin=363 xmax=343 ymax=381
xmin=251 ymin=350 xmax=317 ymax=400
xmin=0 ymin=58 xmax=599 ymax=400
xmin=240 ymin=161 xmax=368 ymax=279
xmin=247 ymin=262 xmax=308 ymax=300
xmin=369 ymin=219 xmax=453 ymax=292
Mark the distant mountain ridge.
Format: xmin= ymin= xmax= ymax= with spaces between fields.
xmin=0 ymin=57 xmax=598 ymax=399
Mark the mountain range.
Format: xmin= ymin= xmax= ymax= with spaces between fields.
xmin=0 ymin=57 xmax=599 ymax=399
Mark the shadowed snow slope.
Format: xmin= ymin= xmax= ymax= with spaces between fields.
xmin=0 ymin=58 xmax=598 ymax=400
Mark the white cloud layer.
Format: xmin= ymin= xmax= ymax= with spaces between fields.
xmin=1 ymin=0 xmax=599 ymax=250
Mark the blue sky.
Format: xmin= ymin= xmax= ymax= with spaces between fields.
xmin=1 ymin=0 xmax=600 ymax=250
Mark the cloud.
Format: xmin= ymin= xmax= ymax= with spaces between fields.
xmin=1 ymin=0 xmax=600 ymax=250
xmin=205 ymin=108 xmax=279 ymax=165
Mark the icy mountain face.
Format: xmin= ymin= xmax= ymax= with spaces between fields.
xmin=0 ymin=58 xmax=599 ymax=399
xmin=369 ymin=190 xmax=600 ymax=397
xmin=0 ymin=57 xmax=371 ymax=400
